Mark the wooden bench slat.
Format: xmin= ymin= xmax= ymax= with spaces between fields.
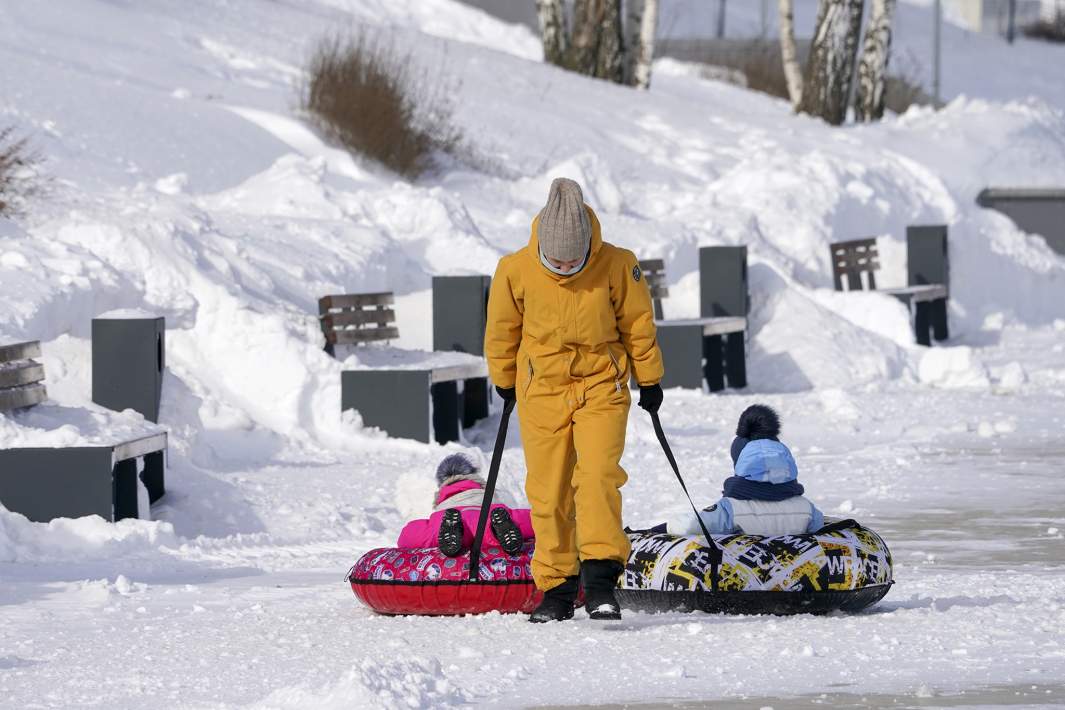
xmin=0 ymin=341 xmax=42 ymax=364
xmin=319 ymin=293 xmax=395 ymax=312
xmin=329 ymin=327 xmax=400 ymax=345
xmin=321 ymin=309 xmax=396 ymax=328
xmin=638 ymin=259 xmax=665 ymax=272
xmin=0 ymin=383 xmax=47 ymax=411
xmin=649 ymin=286 xmax=670 ymax=299
xmin=831 ymin=238 xmax=883 ymax=292
xmin=0 ymin=361 xmax=45 ymax=389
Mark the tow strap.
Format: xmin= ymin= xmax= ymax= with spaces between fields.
xmin=649 ymin=410 xmax=723 ymax=592
xmin=468 ymin=397 xmax=515 ymax=581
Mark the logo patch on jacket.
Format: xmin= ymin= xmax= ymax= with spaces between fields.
xmin=632 ymin=264 xmax=642 ymax=282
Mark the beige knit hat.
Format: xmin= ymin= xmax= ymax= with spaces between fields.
xmin=537 ymin=177 xmax=591 ymax=262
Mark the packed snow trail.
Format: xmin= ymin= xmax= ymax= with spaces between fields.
xmin=4 ymin=349 xmax=1065 ymax=707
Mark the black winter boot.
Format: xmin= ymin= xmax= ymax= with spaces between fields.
xmin=437 ymin=508 xmax=465 ymax=557
xmin=529 ymin=576 xmax=579 ymax=623
xmin=581 ymin=559 xmax=623 ymax=621
xmin=489 ymin=507 xmax=524 ymax=556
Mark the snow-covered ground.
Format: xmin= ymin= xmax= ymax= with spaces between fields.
xmin=1 ymin=0 xmax=1064 ymax=707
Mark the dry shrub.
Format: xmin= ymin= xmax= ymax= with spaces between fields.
xmin=685 ymin=39 xmax=792 ymax=101
xmin=883 ymin=74 xmax=935 ymax=114
xmin=301 ymin=33 xmax=461 ymax=179
xmin=0 ymin=126 xmax=39 ymax=217
xmin=1023 ymin=12 xmax=1065 ymax=42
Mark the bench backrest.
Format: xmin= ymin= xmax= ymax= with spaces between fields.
xmin=699 ymin=245 xmax=749 ymax=318
xmin=0 ymin=340 xmax=48 ymax=411
xmin=829 ymin=238 xmax=880 ymax=291
xmin=432 ymin=275 xmax=491 ymax=357
xmin=318 ymin=293 xmax=399 ymax=356
xmin=906 ymin=225 xmax=950 ymax=291
xmin=638 ymin=259 xmax=669 ymax=319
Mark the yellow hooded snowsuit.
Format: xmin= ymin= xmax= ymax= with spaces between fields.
xmin=485 ymin=205 xmax=664 ymax=591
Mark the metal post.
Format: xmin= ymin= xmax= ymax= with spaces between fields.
xmin=1006 ymin=0 xmax=1017 ymax=43
xmin=716 ymin=0 xmax=726 ymax=38
xmin=933 ymin=0 xmax=941 ymax=104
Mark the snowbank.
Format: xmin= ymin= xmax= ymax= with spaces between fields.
xmin=0 ymin=505 xmax=176 ymax=563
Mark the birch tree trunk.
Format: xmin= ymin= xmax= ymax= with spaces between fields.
xmin=623 ymin=0 xmax=659 ymax=88
xmin=536 ymin=0 xmax=568 ymax=67
xmin=632 ymin=0 xmax=659 ymax=89
xmin=778 ymin=0 xmax=804 ymax=110
xmin=799 ymin=0 xmax=865 ymax=125
xmin=568 ymin=0 xmax=603 ymax=75
xmin=853 ymin=0 xmax=896 ymax=122
xmin=594 ymin=0 xmax=625 ymax=83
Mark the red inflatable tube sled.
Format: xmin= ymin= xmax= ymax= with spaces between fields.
xmin=348 ymin=542 xmax=540 ymax=616
xmin=349 ymin=400 xmax=542 ymax=616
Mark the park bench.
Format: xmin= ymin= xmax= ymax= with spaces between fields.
xmin=0 ymin=338 xmax=168 ymax=523
xmin=0 ymin=340 xmax=48 ymax=411
xmin=640 ymin=246 xmax=748 ymax=392
xmin=830 ymin=225 xmax=949 ymax=346
xmin=976 ymin=187 xmax=1065 ymax=256
xmin=319 ymin=283 xmax=490 ymax=445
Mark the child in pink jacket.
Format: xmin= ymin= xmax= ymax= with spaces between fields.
xmin=397 ymin=453 xmax=535 ymax=557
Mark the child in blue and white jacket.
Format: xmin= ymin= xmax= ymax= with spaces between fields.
xmin=668 ymin=404 xmax=824 ymax=537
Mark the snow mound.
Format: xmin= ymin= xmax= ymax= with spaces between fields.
xmin=256 ymin=658 xmax=470 ymax=710
xmin=917 ymin=346 xmax=991 ymax=389
xmin=0 ymin=403 xmax=164 ymax=448
xmin=0 ymin=506 xmax=177 ymax=563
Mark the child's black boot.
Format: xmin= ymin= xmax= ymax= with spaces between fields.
xmin=489 ymin=507 xmax=524 ymax=556
xmin=437 ymin=508 xmax=465 ymax=557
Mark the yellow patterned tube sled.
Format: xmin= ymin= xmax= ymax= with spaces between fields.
xmin=617 ymin=519 xmax=893 ymax=615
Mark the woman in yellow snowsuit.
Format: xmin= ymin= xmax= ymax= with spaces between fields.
xmin=485 ymin=178 xmax=664 ymax=622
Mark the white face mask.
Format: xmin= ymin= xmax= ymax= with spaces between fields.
xmin=540 ymin=247 xmax=588 ymax=275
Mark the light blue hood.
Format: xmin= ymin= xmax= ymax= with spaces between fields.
xmin=734 ymin=439 xmax=799 ymax=484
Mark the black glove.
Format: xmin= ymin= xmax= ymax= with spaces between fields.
xmin=637 ymin=383 xmax=663 ymax=413
xmin=495 ymin=385 xmax=516 ymax=402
